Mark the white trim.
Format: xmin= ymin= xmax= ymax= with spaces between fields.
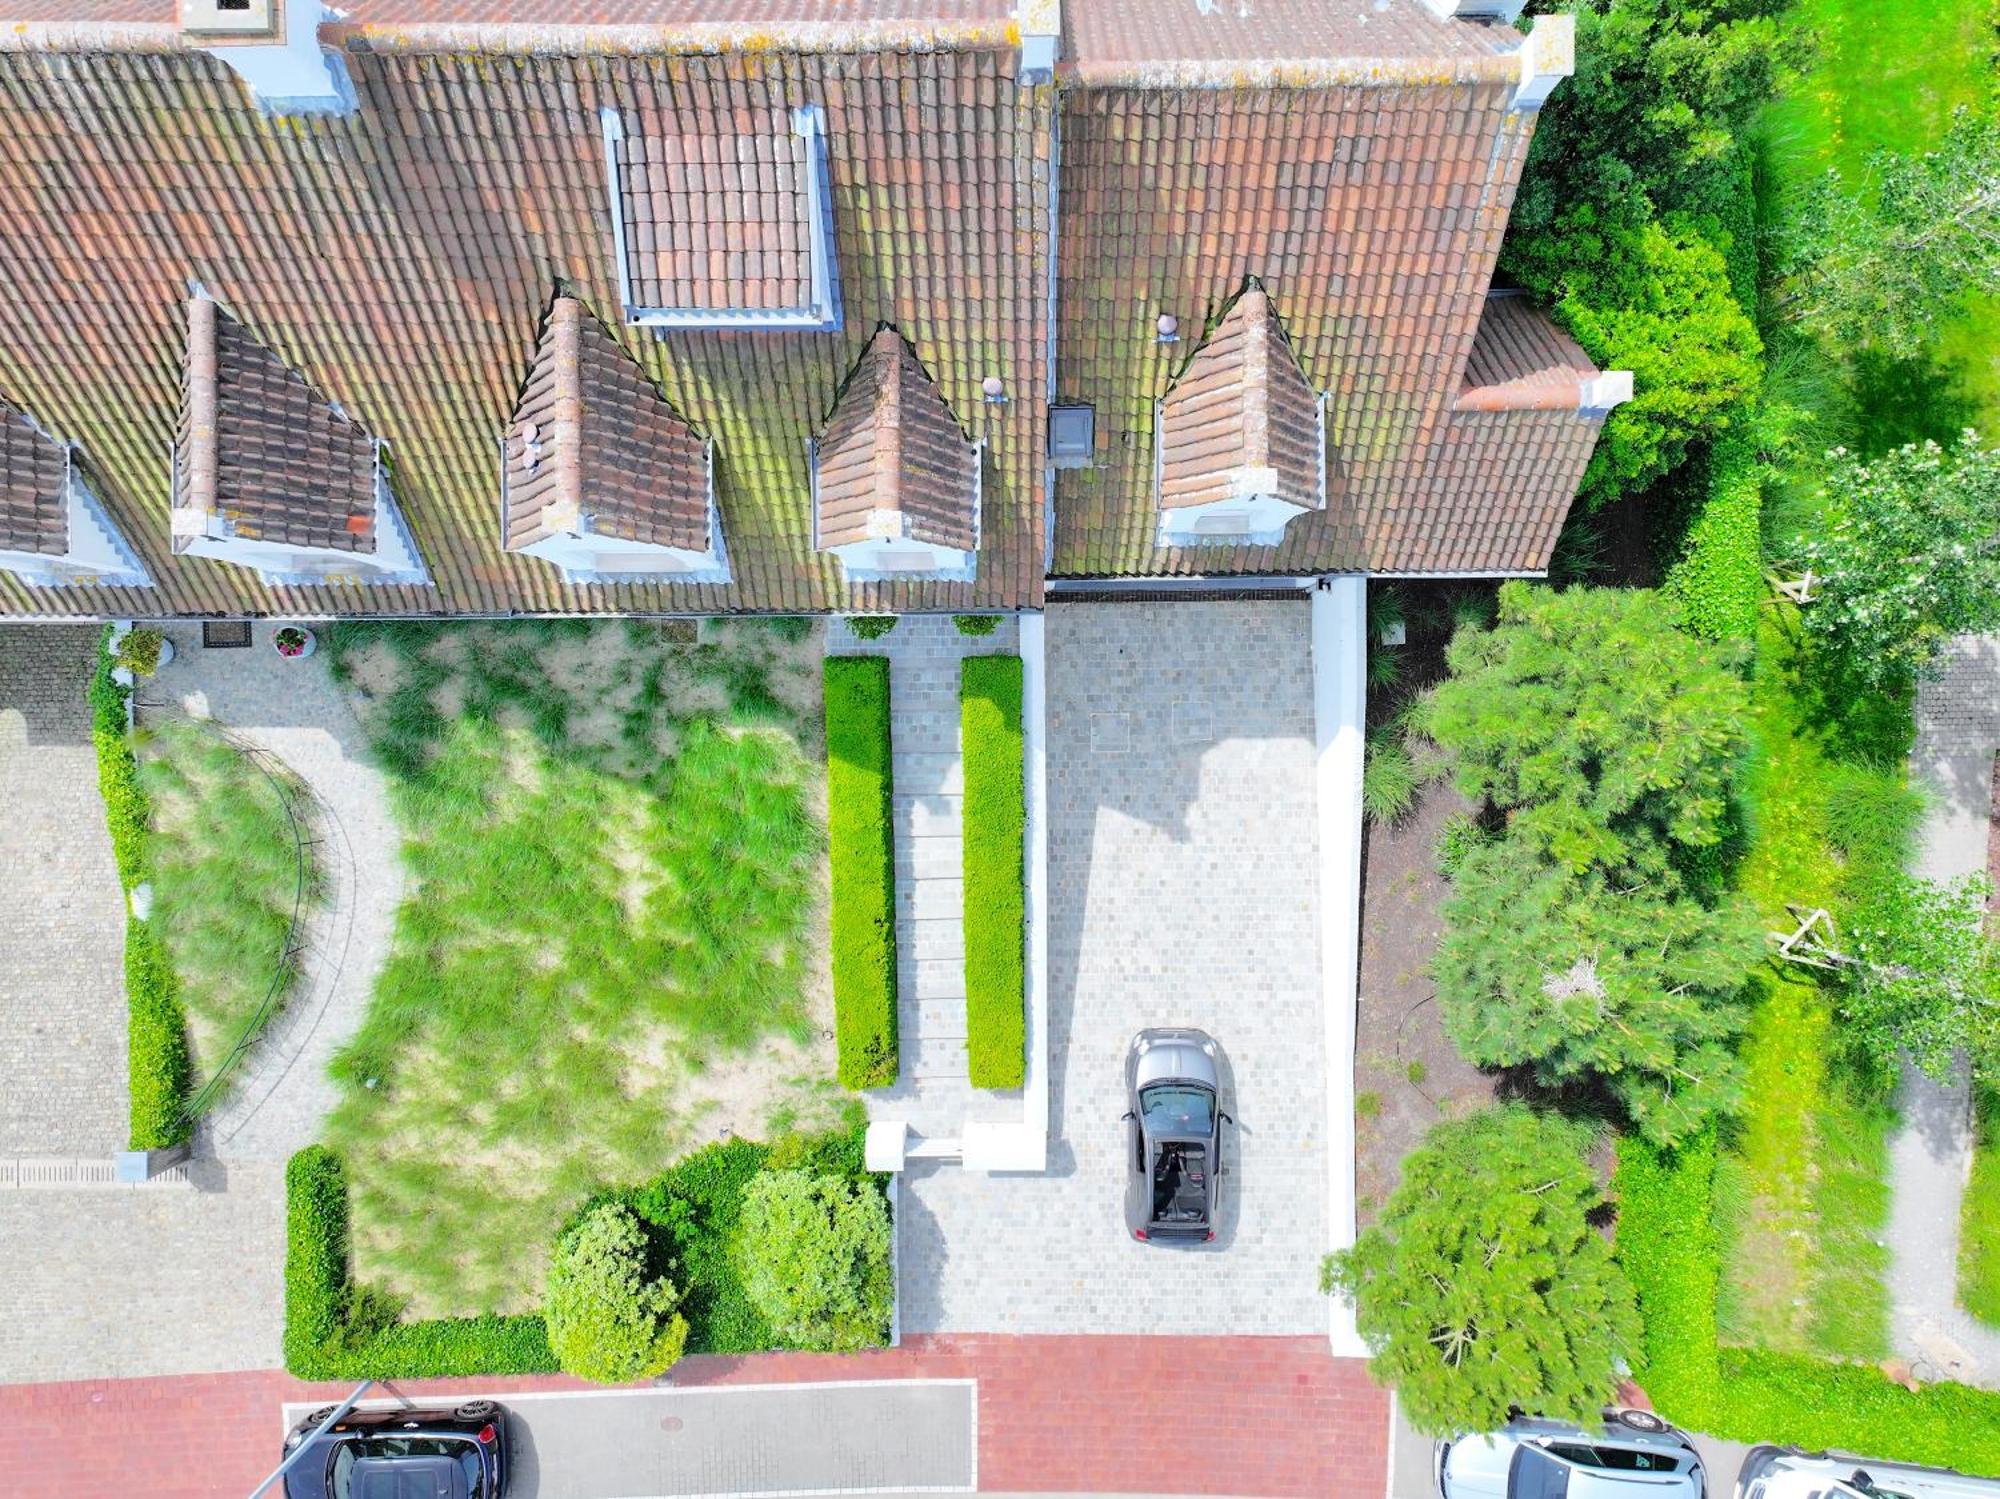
xmin=887 ymin=1172 xmax=903 ymax=1348
xmin=1386 ymin=1390 xmax=1402 ymax=1499
xmin=1044 ymin=573 xmax=1318 ymax=593
xmin=1312 ymin=576 xmax=1367 ymax=1358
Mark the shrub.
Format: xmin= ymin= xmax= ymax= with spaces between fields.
xmin=823 ymin=656 xmax=897 ymax=1088
xmin=125 ymin=921 xmax=192 ymax=1151
xmin=113 ymin=627 xmax=166 ymax=677
xmin=961 ymin=655 xmax=1025 ymax=1089
xmin=953 ymin=614 xmax=1000 ymax=637
xmin=545 ymin=1202 xmax=688 ymax=1383
xmin=736 ymin=1170 xmax=893 ymax=1352
xmin=88 ymin=628 xmax=145 ymax=889
xmin=1668 ymin=427 xmax=1765 ymax=642
xmin=1324 ymin=1106 xmax=1639 ymax=1437
xmin=1362 ymin=733 xmax=1419 ymax=825
xmin=1435 ymin=811 xmax=1488 ymax=880
xmin=1435 ymin=834 xmax=1762 ymax=1145
xmin=1796 ymin=435 xmax=2000 ymax=689
xmin=848 ymin=616 xmax=897 ymax=641
xmin=282 ymin=1145 xmax=557 ymax=1380
xmin=1427 ymin=583 xmax=1751 ymax=873
xmin=1837 ymin=872 xmax=2000 ymax=1085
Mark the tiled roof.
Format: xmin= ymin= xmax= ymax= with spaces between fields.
xmin=1457 ymin=290 xmax=1598 ymax=412
xmin=815 ymin=327 xmax=979 ymax=552
xmin=173 ymin=295 xmax=379 ymax=556
xmin=1064 ymin=0 xmax=1519 ymax=84
xmin=1052 ymin=81 xmax=1540 ymax=579
xmin=1157 ymin=284 xmax=1321 ymax=513
xmin=0 ymin=0 xmax=1013 ymax=29
xmin=0 ymin=402 xmax=68 ymax=557
xmin=0 ymin=44 xmax=1050 ymax=619
xmin=504 ymin=294 xmax=711 ymax=553
xmin=1387 ymin=406 xmax=1604 ymax=574
xmin=611 ymin=104 xmax=812 ymax=314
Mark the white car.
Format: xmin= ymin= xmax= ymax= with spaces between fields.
xmin=1437 ymin=1413 xmax=1707 ymax=1499
xmin=1738 ymin=1446 xmax=2000 ymax=1499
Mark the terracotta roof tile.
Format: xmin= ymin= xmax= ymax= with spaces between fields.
xmin=172 ymin=295 xmax=380 ymax=555
xmin=1157 ymin=283 xmax=1321 ymax=512
xmin=0 ymin=402 xmax=69 ymax=557
xmin=1456 ymin=290 xmax=1597 ymax=412
xmin=0 ymin=45 xmax=1049 ymax=618
xmin=815 ymin=326 xmax=979 ymax=552
xmin=504 ymin=294 xmax=711 ymax=552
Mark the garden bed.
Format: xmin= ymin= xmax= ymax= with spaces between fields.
xmin=319 ymin=618 xmax=833 ymax=1316
xmin=960 ymin=654 xmax=1024 ymax=1089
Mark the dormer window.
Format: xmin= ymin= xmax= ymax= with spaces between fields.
xmin=601 ymin=103 xmax=841 ymax=332
xmin=170 ymin=294 xmax=428 ymax=587
xmin=1155 ymin=283 xmax=1327 ymax=548
xmin=501 ymin=294 xmax=727 ymax=585
xmin=812 ymin=328 xmax=981 ymax=581
xmin=0 ymin=404 xmax=151 ymax=589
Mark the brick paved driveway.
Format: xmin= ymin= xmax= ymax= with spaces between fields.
xmin=900 ymin=600 xmax=1328 ymax=1334
xmin=0 ymin=1336 xmax=1387 ymax=1499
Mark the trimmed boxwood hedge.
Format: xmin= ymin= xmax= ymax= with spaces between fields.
xmin=824 ymin=656 xmax=898 ymax=1088
xmin=1668 ymin=426 xmax=1764 ymax=643
xmin=91 ymin=627 xmax=193 ymax=1151
xmin=284 ymin=1146 xmax=557 ymax=1380
xmin=960 ymin=655 xmax=1025 ymax=1088
xmin=1616 ymin=1130 xmax=2000 ymax=1475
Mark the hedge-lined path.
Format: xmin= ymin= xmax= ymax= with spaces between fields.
xmin=142 ymin=621 xmax=404 ymax=1166
xmin=1890 ymin=633 xmax=2000 ymax=1388
xmin=0 ymin=626 xmax=129 ymax=1156
xmin=0 ymin=1335 xmax=1388 ymax=1498
xmin=0 ymin=1159 xmax=284 ymax=1383
xmin=831 ymin=615 xmax=1021 ymax=1137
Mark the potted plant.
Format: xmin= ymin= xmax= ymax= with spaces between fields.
xmin=114 ymin=627 xmax=172 ymax=676
xmin=273 ymin=625 xmax=316 ymax=660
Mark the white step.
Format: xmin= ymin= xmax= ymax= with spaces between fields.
xmin=898 ymin=877 xmax=963 ymax=921
xmin=904 ymin=918 xmax=964 ymax=961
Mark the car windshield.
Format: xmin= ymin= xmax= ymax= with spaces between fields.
xmin=1513 ymin=1446 xmax=1573 ymax=1499
xmin=328 ymin=1436 xmax=481 ymax=1499
xmin=1548 ymin=1445 xmax=1681 ymax=1473
xmin=1140 ymin=1083 xmax=1213 ymax=1135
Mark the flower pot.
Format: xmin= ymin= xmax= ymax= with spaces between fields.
xmin=154 ymin=638 xmax=176 ymax=670
xmin=273 ymin=627 xmax=317 ymax=660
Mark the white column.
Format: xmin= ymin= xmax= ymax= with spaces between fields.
xmin=1312 ymin=576 xmax=1368 ymax=1358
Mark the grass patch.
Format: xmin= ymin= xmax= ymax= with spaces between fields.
xmin=961 ymin=655 xmax=1024 ymax=1089
xmin=824 ymin=655 xmax=897 ymax=1090
xmin=1965 ymin=1083 xmax=2000 ymax=1327
xmin=320 ymin=619 xmax=824 ymax=1315
xmin=135 ymin=720 xmax=318 ymax=1092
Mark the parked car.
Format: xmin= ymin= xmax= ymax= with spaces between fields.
xmin=281 ymin=1400 xmax=510 ymax=1499
xmin=1123 ymin=1027 xmax=1229 ymax=1243
xmin=1436 ymin=1411 xmax=1706 ymax=1499
xmin=1737 ymin=1446 xmax=2000 ymax=1499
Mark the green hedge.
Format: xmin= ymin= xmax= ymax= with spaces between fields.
xmin=1668 ymin=427 xmax=1764 ymax=643
xmin=91 ymin=627 xmax=193 ymax=1150
xmin=1616 ymin=1131 xmax=2000 ymax=1475
xmin=824 ymin=657 xmax=897 ymax=1088
xmin=284 ymin=1146 xmax=556 ymax=1380
xmin=960 ymin=655 xmax=1025 ymax=1088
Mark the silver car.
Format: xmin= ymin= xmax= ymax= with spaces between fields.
xmin=1122 ymin=1028 xmax=1228 ymax=1243
xmin=1738 ymin=1446 xmax=2000 ymax=1499
xmin=1437 ymin=1412 xmax=1707 ymax=1499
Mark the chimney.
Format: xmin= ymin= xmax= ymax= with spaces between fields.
xmin=180 ymin=0 xmax=354 ymax=115
xmin=1512 ymin=14 xmax=1575 ymax=112
xmin=1016 ymin=0 xmax=1061 ymax=85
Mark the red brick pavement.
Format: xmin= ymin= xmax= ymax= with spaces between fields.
xmin=0 ymin=1335 xmax=1387 ymax=1499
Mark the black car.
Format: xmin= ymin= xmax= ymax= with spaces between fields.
xmin=1122 ymin=1027 xmax=1229 ymax=1243
xmin=281 ymin=1401 xmax=509 ymax=1499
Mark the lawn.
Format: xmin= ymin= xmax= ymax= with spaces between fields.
xmin=135 ymin=718 xmax=319 ymax=1101
xmin=319 ymin=618 xmax=834 ymax=1316
xmin=1967 ymin=1082 xmax=2000 ymax=1327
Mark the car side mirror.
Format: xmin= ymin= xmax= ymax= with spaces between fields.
xmin=1220 ymin=1112 xmax=1234 ymax=1125
xmin=1120 ymin=1111 xmax=1135 ymax=1121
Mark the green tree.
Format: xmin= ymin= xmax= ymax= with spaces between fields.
xmin=1795 ymin=434 xmax=2000 ymax=688
xmin=544 ymin=1202 xmax=688 ymax=1384
xmin=1839 ymin=872 xmax=2000 ymax=1083
xmin=736 ymin=1170 xmax=892 ymax=1351
xmin=1774 ymin=108 xmax=2000 ymax=359
xmin=1435 ymin=835 xmax=1762 ymax=1144
xmin=1424 ymin=583 xmax=1751 ymax=873
xmin=1322 ymin=1106 xmax=1640 ymax=1437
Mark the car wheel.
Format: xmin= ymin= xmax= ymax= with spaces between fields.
xmin=1612 ymin=1408 xmax=1670 ymax=1434
xmin=454 ymin=1400 xmax=498 ymax=1421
